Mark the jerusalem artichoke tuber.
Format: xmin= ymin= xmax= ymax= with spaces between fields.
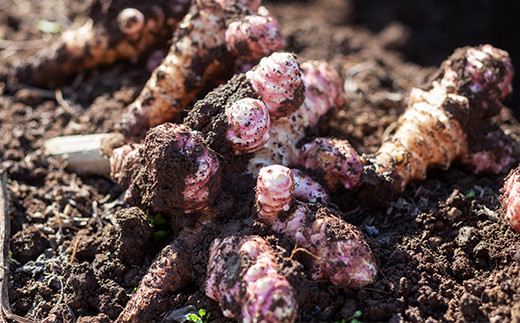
xmin=365 ymin=44 xmax=514 ymax=193
xmin=15 ymin=0 xmax=190 ymax=87
xmin=116 ymin=214 xmax=216 ymax=323
xmin=205 ymin=235 xmax=298 ymax=323
xmin=110 ymin=123 xmax=222 ymax=216
xmin=255 ymin=165 xmax=377 ymax=288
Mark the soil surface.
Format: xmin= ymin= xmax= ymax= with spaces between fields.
xmin=2 ymin=0 xmax=520 ymax=322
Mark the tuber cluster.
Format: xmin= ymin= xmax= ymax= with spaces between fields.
xmin=255 ymin=165 xmax=377 ymax=288
xmin=119 ymin=0 xmax=285 ymax=139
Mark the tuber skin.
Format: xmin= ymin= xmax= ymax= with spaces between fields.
xmin=296 ymin=137 xmax=363 ymax=191
xmin=291 ymin=168 xmax=330 ymax=204
xmin=205 ymin=235 xmax=298 ymax=323
xmin=15 ymin=0 xmax=190 ymax=87
xmin=225 ymin=6 xmax=285 ymax=66
xmin=255 ymin=165 xmax=377 ymax=288
xmin=500 ymin=166 xmax=520 ymax=232
xmin=364 ymin=44 xmax=514 ymax=194
xmin=225 ymin=98 xmax=271 ymax=154
xmin=116 ymin=213 xmax=216 ymax=323
xmin=119 ymin=0 xmax=285 ymax=139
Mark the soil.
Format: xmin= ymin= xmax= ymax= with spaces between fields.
xmin=2 ymin=0 xmax=520 ymax=322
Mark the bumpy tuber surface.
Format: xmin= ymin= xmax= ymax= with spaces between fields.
xmin=205 ymin=235 xmax=298 ymax=323
xmin=15 ymin=0 xmax=190 ymax=87
xmin=246 ymin=52 xmax=304 ymax=119
xmin=296 ymin=137 xmax=363 ymax=191
xmin=255 ymin=165 xmax=377 ymax=288
xmin=119 ymin=0 xmax=285 ymax=139
xmin=143 ymin=123 xmax=222 ymax=213
xmin=500 ymin=166 xmax=520 ymax=232
xmin=365 ymin=44 xmax=514 ymax=193
xmin=225 ymin=98 xmax=271 ymax=154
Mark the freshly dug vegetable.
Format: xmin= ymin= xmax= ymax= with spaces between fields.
xmin=224 ymin=98 xmax=271 ymax=154
xmin=255 ymin=165 xmax=377 ymax=288
xmin=116 ymin=214 xmax=216 ymax=323
xmin=296 ymin=137 xmax=363 ymax=191
xmin=110 ymin=123 xmax=222 ymax=217
xmin=15 ymin=0 xmax=190 ymax=87
xmin=500 ymin=166 xmax=520 ymax=232
xmin=205 ymin=235 xmax=297 ymax=323
xmin=119 ymin=0 xmax=285 ymax=139
xmin=365 ymin=44 xmax=514 ymax=193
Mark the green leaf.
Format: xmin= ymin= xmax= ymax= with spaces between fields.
xmin=198 ymin=309 xmax=206 ymax=317
xmin=466 ymin=190 xmax=476 ymax=198
xmin=185 ymin=313 xmax=202 ymax=323
xmin=37 ymin=20 xmax=61 ymax=34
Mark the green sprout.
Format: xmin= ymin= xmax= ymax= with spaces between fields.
xmin=185 ymin=308 xmax=211 ymax=323
xmin=148 ymin=213 xmax=168 ymax=240
xmin=351 ymin=310 xmax=362 ymax=323
xmin=465 ymin=190 xmax=476 ymax=198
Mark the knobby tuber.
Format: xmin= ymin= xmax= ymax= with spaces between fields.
xmin=205 ymin=235 xmax=297 ymax=323
xmin=15 ymin=0 xmax=191 ymax=87
xmin=111 ymin=123 xmax=222 ymax=218
xmin=224 ymin=98 xmax=271 ymax=153
xmin=255 ymin=165 xmax=377 ymax=288
xmin=364 ymin=44 xmax=514 ymax=193
xmin=119 ymin=0 xmax=285 ymax=139
xmin=500 ymin=166 xmax=520 ymax=232
xmin=116 ymin=213 xmax=216 ymax=323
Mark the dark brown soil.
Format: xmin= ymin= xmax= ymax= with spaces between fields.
xmin=2 ymin=0 xmax=520 ymax=322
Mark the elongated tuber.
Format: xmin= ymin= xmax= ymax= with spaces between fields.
xmin=116 ymin=214 xmax=216 ymax=323
xmin=365 ymin=44 xmax=514 ymax=193
xmin=119 ymin=0 xmax=285 ymax=139
xmin=255 ymin=165 xmax=377 ymax=288
xmin=15 ymin=0 xmax=190 ymax=87
xmin=205 ymin=235 xmax=297 ymax=322
xmin=500 ymin=166 xmax=520 ymax=232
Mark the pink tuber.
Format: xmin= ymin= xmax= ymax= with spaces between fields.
xmin=296 ymin=137 xmax=363 ymax=191
xmin=225 ymin=98 xmax=271 ymax=154
xmin=501 ymin=167 xmax=520 ymax=232
xmin=246 ymin=52 xmax=305 ymax=119
xmin=205 ymin=235 xmax=298 ymax=322
xmin=144 ymin=123 xmax=222 ymax=213
xmin=255 ymin=165 xmax=377 ymax=288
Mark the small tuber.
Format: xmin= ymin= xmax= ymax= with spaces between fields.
xmin=15 ymin=0 xmax=190 ymax=87
xmin=205 ymin=235 xmax=298 ymax=323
